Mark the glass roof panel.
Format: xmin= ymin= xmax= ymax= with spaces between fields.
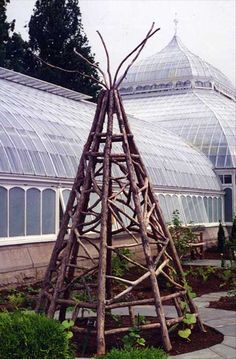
xmin=0 ymin=72 xmax=221 ymax=193
xmin=120 ymin=35 xmax=235 ymax=100
xmin=123 ymin=90 xmax=236 ymax=169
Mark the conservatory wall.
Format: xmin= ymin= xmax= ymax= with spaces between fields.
xmin=0 ymin=66 xmax=225 ymax=286
xmin=0 ymin=184 xmax=58 ymax=246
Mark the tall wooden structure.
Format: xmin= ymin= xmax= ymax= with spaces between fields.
xmin=36 ymin=25 xmax=204 ymax=355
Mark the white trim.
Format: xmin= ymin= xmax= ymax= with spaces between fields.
xmin=0 ymin=234 xmax=56 ymax=246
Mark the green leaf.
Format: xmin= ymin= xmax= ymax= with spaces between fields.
xmin=65 ymin=331 xmax=73 ymax=339
xmin=137 ymin=337 xmax=146 ymax=346
xmin=180 ymin=300 xmax=187 ymax=310
xmin=61 ymin=319 xmax=74 ymax=329
xmin=183 ymin=313 xmax=196 ymax=325
xmin=178 ymin=328 xmax=191 ymax=339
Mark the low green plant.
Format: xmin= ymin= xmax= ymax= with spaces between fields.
xmin=96 ymin=347 xmax=169 ymax=359
xmin=122 ymin=327 xmax=146 ymax=350
xmin=168 ymin=210 xmax=197 ymax=259
xmin=191 ymin=266 xmax=216 ymax=282
xmin=0 ymin=311 xmax=74 ymax=359
xmin=178 ymin=312 xmax=196 ymax=340
xmin=112 ymin=248 xmax=132 ymax=277
xmin=135 ymin=314 xmax=148 ymax=326
xmin=7 ymin=291 xmax=26 ymax=308
xmin=182 ymin=278 xmax=196 ymax=299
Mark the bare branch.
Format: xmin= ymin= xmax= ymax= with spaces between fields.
xmin=35 ymin=54 xmax=107 ymax=89
xmin=113 ymin=23 xmax=160 ymax=87
xmin=74 ymin=48 xmax=109 ymax=87
xmin=97 ymin=31 xmax=112 ymax=88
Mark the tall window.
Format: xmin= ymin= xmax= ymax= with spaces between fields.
xmin=9 ymin=187 xmax=25 ymax=236
xmin=26 ymin=188 xmax=40 ymax=235
xmin=0 ymin=187 xmax=7 ymax=237
xmin=224 ymin=188 xmax=233 ymax=222
xmin=42 ymin=189 xmax=56 ymax=234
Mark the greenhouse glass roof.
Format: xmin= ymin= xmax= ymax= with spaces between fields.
xmin=0 ymin=68 xmax=221 ymax=192
xmin=123 ymin=90 xmax=236 ymax=169
xmin=120 ymin=34 xmax=235 ymax=170
xmin=120 ymin=35 xmax=235 ymax=100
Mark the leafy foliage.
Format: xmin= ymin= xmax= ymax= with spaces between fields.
xmin=0 ymin=311 xmax=74 ymax=359
xmin=96 ymin=347 xmax=169 ymax=359
xmin=230 ymin=215 xmax=236 ymax=240
xmin=122 ymin=327 xmax=146 ymax=350
xmin=0 ymin=0 xmax=29 ymax=70
xmin=7 ymin=291 xmax=26 ymax=308
xmin=28 ymin=0 xmax=100 ymax=98
xmin=168 ymin=210 xmax=197 ymax=259
xmin=189 ymin=266 xmax=216 ymax=283
xmin=112 ymin=248 xmax=132 ymax=277
xmin=217 ymin=220 xmax=226 ymax=253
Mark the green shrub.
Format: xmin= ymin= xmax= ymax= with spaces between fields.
xmin=112 ymin=248 xmax=132 ymax=277
xmin=217 ymin=220 xmax=226 ymax=253
xmin=0 ymin=311 xmax=74 ymax=359
xmin=96 ymin=347 xmax=168 ymax=359
xmin=168 ymin=210 xmax=197 ymax=259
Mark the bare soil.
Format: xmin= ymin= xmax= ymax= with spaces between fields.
xmin=72 ymin=316 xmax=223 ymax=357
xmin=209 ymin=295 xmax=236 ymax=311
xmin=0 ymin=249 xmax=235 ymax=357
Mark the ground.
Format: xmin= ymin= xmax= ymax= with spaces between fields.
xmin=0 ymin=248 xmax=235 ymax=357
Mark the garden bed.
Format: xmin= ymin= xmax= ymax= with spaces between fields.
xmin=209 ymin=295 xmax=236 ymax=311
xmin=0 ymin=249 xmax=235 ymax=358
xmin=72 ymin=316 xmax=223 ymax=357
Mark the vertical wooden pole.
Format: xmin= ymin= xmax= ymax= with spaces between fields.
xmin=97 ymin=90 xmax=114 ymax=355
xmin=117 ymin=92 xmax=205 ymax=331
xmin=114 ymin=90 xmax=172 ymax=352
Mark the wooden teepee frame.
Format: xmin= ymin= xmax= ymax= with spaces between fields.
xmin=36 ymin=24 xmax=204 ymax=355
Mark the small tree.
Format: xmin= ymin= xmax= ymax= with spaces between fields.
xmin=217 ymin=220 xmax=225 ymax=253
xmin=231 ymin=215 xmax=236 ymax=243
xmin=168 ymin=210 xmax=197 ymax=259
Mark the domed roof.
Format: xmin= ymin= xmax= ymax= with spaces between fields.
xmin=120 ymin=35 xmax=235 ymax=100
xmin=0 ymin=67 xmax=221 ymax=193
xmin=123 ymin=90 xmax=236 ymax=169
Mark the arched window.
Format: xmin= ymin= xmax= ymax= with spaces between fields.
xmin=9 ymin=187 xmax=25 ymax=236
xmin=0 ymin=186 xmax=7 ymax=237
xmin=42 ymin=189 xmax=56 ymax=234
xmin=26 ymin=188 xmax=41 ymax=235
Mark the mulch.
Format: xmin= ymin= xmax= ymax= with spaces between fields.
xmin=72 ymin=316 xmax=224 ymax=357
xmin=209 ymin=295 xmax=236 ymax=311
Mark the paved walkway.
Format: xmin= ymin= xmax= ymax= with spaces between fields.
xmin=170 ymin=291 xmax=236 ymax=359
xmin=76 ymin=291 xmax=236 ymax=359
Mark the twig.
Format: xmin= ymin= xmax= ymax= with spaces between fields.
xmin=97 ymin=31 xmax=112 ymax=88
xmin=74 ymin=48 xmax=109 ymax=88
xmin=113 ymin=23 xmax=160 ymax=87
xmin=35 ymin=54 xmax=107 ymax=89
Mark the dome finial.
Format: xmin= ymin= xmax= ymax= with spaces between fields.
xmin=173 ymin=12 xmax=178 ymax=36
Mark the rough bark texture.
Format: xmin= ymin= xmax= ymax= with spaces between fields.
xmin=37 ymin=87 xmax=203 ymax=354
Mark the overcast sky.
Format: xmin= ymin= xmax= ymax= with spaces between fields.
xmin=7 ymin=0 xmax=236 ymax=85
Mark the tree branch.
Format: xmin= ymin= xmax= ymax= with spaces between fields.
xmin=35 ymin=54 xmax=107 ymax=89
xmin=114 ymin=23 xmax=160 ymax=88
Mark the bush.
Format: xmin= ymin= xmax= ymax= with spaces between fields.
xmin=217 ymin=220 xmax=226 ymax=253
xmin=168 ymin=210 xmax=197 ymax=259
xmin=96 ymin=347 xmax=168 ymax=359
xmin=0 ymin=311 xmax=74 ymax=359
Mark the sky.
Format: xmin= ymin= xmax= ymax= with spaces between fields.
xmin=7 ymin=0 xmax=236 ymax=86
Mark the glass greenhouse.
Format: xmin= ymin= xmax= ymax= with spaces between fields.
xmin=120 ymin=34 xmax=235 ymax=222
xmin=0 ymin=66 xmax=223 ymax=247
